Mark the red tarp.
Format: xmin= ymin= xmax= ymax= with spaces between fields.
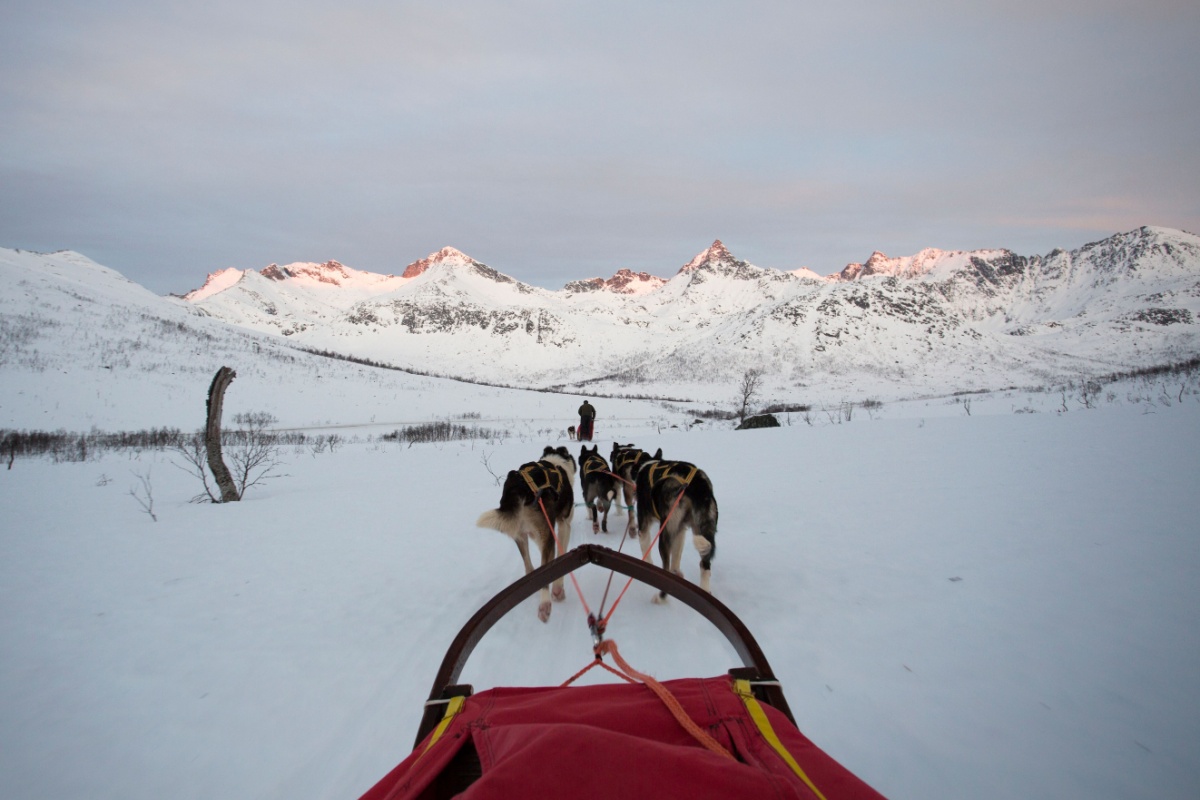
xmin=360 ymin=676 xmax=885 ymax=800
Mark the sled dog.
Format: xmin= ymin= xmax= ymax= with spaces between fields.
xmin=579 ymin=445 xmax=617 ymax=534
xmin=632 ymin=451 xmax=719 ymax=601
xmin=567 ymin=425 xmax=577 ymax=441
xmin=609 ymin=442 xmax=649 ymax=518
xmin=476 ymin=446 xmax=577 ymax=622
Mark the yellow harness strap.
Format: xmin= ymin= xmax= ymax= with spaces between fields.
xmin=519 ymin=463 xmax=563 ymax=496
xmin=646 ymin=462 xmax=699 ymax=518
xmin=582 ymin=455 xmax=608 ymax=477
xmin=647 ymin=462 xmax=698 ymax=488
xmin=733 ymin=680 xmax=828 ymax=800
xmin=614 ymin=449 xmax=643 ymax=473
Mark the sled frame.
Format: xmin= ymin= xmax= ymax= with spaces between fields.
xmin=415 ymin=543 xmax=794 ymax=746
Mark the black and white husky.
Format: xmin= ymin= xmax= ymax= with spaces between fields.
xmin=632 ymin=451 xmax=719 ymax=602
xmin=579 ymin=445 xmax=617 ymax=533
xmin=476 ymin=446 xmax=577 ymax=622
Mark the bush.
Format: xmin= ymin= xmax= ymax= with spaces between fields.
xmin=381 ymin=422 xmax=508 ymax=445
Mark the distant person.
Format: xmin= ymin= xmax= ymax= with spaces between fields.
xmin=577 ymin=399 xmax=596 ymax=442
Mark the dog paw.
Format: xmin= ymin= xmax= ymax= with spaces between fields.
xmin=538 ymin=602 xmax=552 ymax=622
xmin=652 ymin=592 xmax=670 ymax=605
xmin=592 ymin=522 xmax=600 ymax=534
xmin=551 ymin=585 xmax=566 ymax=601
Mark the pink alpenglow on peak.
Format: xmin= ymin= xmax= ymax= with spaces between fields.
xmin=835 ymin=248 xmax=1004 ymax=282
xmin=401 ymin=247 xmax=477 ymax=279
xmin=181 ymin=267 xmax=245 ymax=301
xmin=680 ymin=240 xmax=735 ymax=273
xmin=565 ymin=269 xmax=667 ymax=295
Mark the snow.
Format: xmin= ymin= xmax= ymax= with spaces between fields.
xmin=789 ymin=266 xmax=828 ymax=281
xmin=2 ymin=394 xmax=1199 ymax=800
xmin=2 ymin=244 xmax=1199 ymax=799
xmin=182 ymin=268 xmax=245 ymax=302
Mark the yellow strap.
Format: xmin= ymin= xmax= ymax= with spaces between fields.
xmin=649 ymin=462 xmax=698 ymax=489
xmin=647 ymin=463 xmax=698 ymax=519
xmin=615 ymin=449 xmax=643 ymax=472
xmin=519 ymin=467 xmax=542 ymax=496
xmin=520 ymin=464 xmax=562 ymax=496
xmin=412 ymin=695 xmax=466 ymax=766
xmin=733 ymin=680 xmax=828 ymax=800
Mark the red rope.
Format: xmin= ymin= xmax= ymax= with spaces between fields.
xmin=538 ymin=496 xmax=592 ymax=617
xmin=593 ymin=639 xmax=734 ymax=760
xmin=602 ymin=469 xmax=636 ymax=488
xmin=551 ymin=486 xmax=730 ymax=762
xmin=599 ymin=486 xmax=687 ymax=628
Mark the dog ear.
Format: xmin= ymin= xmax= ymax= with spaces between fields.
xmin=653 ymin=448 xmax=663 ymax=459
xmin=542 ymin=445 xmax=555 ymax=456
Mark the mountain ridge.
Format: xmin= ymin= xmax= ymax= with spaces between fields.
xmin=4 ymin=226 xmax=1199 ymax=412
xmin=168 ymin=225 xmax=1200 ymax=397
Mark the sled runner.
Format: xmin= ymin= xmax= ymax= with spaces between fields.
xmin=359 ymin=544 xmax=886 ymax=800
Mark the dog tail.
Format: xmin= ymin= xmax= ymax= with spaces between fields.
xmin=477 ymin=508 xmax=522 ymax=539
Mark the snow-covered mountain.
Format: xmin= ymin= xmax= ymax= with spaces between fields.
xmin=0 ymin=247 xmax=640 ymax=432
xmin=178 ymin=227 xmax=1200 ymax=401
xmin=2 ymin=226 xmax=1198 ymax=431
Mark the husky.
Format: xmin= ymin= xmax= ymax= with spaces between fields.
xmin=567 ymin=425 xmax=577 ymax=441
xmin=609 ymin=442 xmax=648 ymax=520
xmin=476 ymin=446 xmax=577 ymax=622
xmin=632 ymin=451 xmax=719 ymax=602
xmin=579 ymin=445 xmax=617 ymax=533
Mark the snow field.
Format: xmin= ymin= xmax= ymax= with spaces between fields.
xmin=2 ymin=400 xmax=1198 ymax=799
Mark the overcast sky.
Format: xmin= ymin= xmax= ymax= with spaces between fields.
xmin=3 ymin=1 xmax=1198 ymax=295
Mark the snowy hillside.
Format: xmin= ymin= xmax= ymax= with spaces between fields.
xmin=0 ymin=248 xmax=677 ymax=432
xmin=178 ymin=227 xmax=1200 ymax=403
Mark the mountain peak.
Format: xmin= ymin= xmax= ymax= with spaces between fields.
xmin=402 ymin=246 xmax=476 ymax=279
xmin=565 ymin=268 xmax=666 ymax=295
xmin=837 ymin=248 xmax=966 ymax=281
xmin=261 ymin=260 xmax=352 ymax=285
xmin=681 ymin=239 xmax=735 ymax=273
xmin=182 ymin=267 xmax=245 ymax=301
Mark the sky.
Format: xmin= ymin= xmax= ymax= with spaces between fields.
xmin=3 ymin=0 xmax=1199 ymax=296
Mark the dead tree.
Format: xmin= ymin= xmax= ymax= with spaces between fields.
xmin=736 ymin=368 xmax=763 ymax=423
xmin=205 ymin=366 xmax=241 ymax=502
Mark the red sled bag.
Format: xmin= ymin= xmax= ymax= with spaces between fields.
xmin=359 ymin=545 xmax=886 ymax=800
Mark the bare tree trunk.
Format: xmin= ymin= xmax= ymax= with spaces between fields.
xmin=737 ymin=368 xmax=762 ymax=423
xmin=205 ymin=366 xmax=241 ymax=502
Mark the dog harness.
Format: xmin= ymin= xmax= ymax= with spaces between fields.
xmin=518 ymin=461 xmax=567 ymax=497
xmin=581 ymin=454 xmax=609 ymax=478
xmin=644 ymin=461 xmax=699 ymax=519
xmin=612 ymin=448 xmax=644 ymax=474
